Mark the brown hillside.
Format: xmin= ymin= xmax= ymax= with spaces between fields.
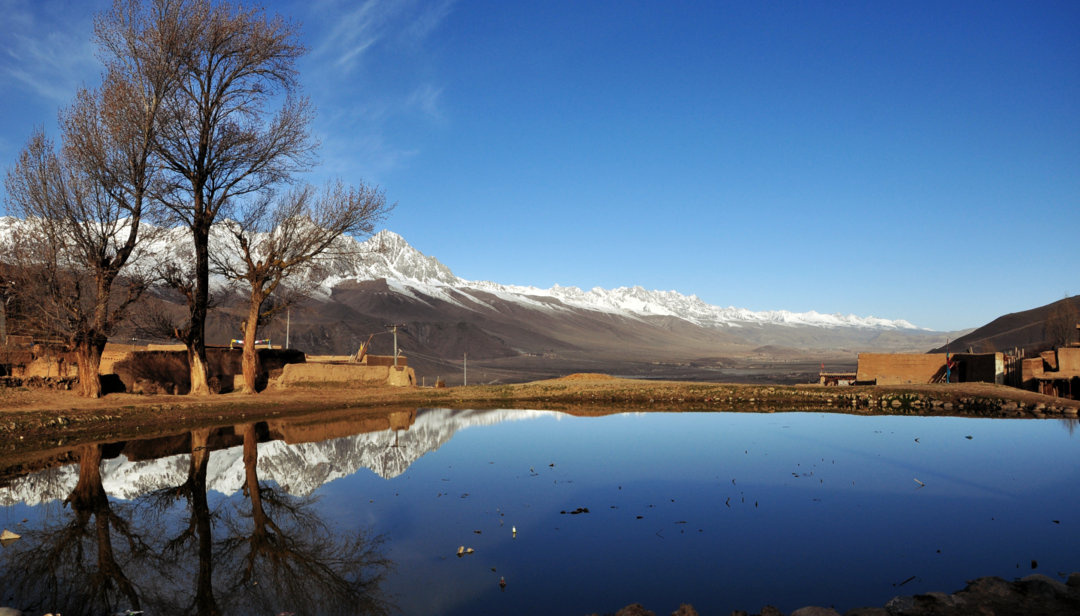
xmin=929 ymin=296 xmax=1080 ymax=354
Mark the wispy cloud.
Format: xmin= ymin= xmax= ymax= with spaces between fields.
xmin=405 ymin=83 xmax=444 ymax=121
xmin=0 ymin=0 xmax=98 ymax=103
xmin=401 ymin=0 xmax=455 ymax=46
xmin=313 ymin=0 xmax=455 ymax=71
xmin=318 ymin=132 xmax=420 ymax=182
xmin=305 ymin=0 xmax=455 ymax=177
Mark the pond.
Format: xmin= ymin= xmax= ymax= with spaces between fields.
xmin=1 ymin=408 xmax=1078 ymax=615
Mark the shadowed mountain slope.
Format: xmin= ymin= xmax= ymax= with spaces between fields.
xmin=929 ymin=296 xmax=1080 ymax=354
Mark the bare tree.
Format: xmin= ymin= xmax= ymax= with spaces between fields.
xmin=211 ymin=181 xmax=392 ymax=393
xmin=152 ymin=0 xmax=315 ymax=395
xmin=1045 ymin=295 xmax=1079 ymax=349
xmin=1 ymin=0 xmax=182 ymax=397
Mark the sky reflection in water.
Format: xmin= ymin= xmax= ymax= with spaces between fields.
xmin=2 ymin=410 xmax=1078 ymax=615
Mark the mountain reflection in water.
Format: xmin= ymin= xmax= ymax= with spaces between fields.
xmin=1 ymin=409 xmax=1078 ymax=616
xmin=0 ymin=408 xmax=552 ymax=506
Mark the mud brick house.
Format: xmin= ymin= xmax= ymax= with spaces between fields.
xmin=855 ymin=352 xmax=1003 ymax=386
xmin=1022 ymin=347 xmax=1080 ymax=398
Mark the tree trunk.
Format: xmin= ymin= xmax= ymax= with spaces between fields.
xmin=188 ymin=221 xmax=212 ymax=396
xmin=240 ymin=296 xmax=262 ymax=394
xmin=241 ymin=423 xmax=266 ymax=524
xmin=188 ymin=345 xmax=211 ymax=396
xmin=65 ymin=444 xmax=143 ymax=610
xmin=190 ymin=428 xmax=221 ymax=615
xmin=66 ymin=444 xmax=105 ymax=510
xmin=75 ymin=336 xmax=105 ymax=399
xmin=95 ymin=508 xmax=141 ymax=611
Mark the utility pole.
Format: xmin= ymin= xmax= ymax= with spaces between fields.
xmin=463 ymin=352 xmax=467 ymax=387
xmin=385 ymin=324 xmax=406 ymax=367
xmin=286 ymin=308 xmax=290 ymax=349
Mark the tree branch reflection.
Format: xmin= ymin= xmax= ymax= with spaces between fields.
xmin=2 ymin=425 xmax=394 ymax=616
xmin=0 ymin=444 xmax=149 ymax=616
xmin=213 ymin=423 xmax=395 ymax=615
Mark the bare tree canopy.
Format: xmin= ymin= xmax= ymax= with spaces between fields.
xmin=152 ymin=0 xmax=317 ymax=395
xmin=2 ymin=0 xmax=183 ymax=397
xmin=3 ymin=0 xmax=395 ymax=398
xmin=212 ymin=180 xmax=393 ymax=393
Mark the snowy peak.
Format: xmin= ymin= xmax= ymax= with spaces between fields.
xmin=355 ymin=230 xmax=460 ymax=286
xmin=336 ymin=232 xmax=920 ymax=330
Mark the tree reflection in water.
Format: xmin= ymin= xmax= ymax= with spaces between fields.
xmin=144 ymin=427 xmax=224 ymax=616
xmin=214 ymin=423 xmax=395 ymax=616
xmin=0 ymin=444 xmax=149 ymax=616
xmin=1 ymin=425 xmax=394 ymax=616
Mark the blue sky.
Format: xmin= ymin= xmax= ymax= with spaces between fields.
xmin=1 ymin=0 xmax=1077 ymax=332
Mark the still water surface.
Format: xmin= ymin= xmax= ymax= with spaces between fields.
xmin=1 ymin=408 xmax=1078 ymax=615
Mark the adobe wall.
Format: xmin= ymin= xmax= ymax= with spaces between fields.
xmin=100 ymin=350 xmax=131 ymax=374
xmin=3 ymin=349 xmax=79 ymax=378
xmin=278 ymin=362 xmax=416 ymax=388
xmin=387 ymin=365 xmax=416 ymax=386
xmin=1021 ymin=358 xmax=1045 ymax=391
xmin=1041 ymin=351 xmax=1058 ymax=371
xmin=856 ymin=353 xmax=947 ymax=385
xmin=14 ymin=358 xmax=79 ymax=378
xmin=364 ymin=355 xmax=408 ymax=368
xmin=857 ymin=352 xmax=1004 ymax=385
xmin=112 ymin=348 xmax=306 ymax=394
xmin=1056 ymin=347 xmax=1080 ymax=374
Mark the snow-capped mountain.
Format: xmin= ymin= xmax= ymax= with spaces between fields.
xmin=308 ymin=230 xmax=920 ymax=331
xmin=0 ymin=218 xmax=919 ymax=330
xmin=0 ymin=408 xmax=553 ymax=507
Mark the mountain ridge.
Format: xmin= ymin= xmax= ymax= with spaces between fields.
xmin=323 ymin=230 xmax=925 ymax=332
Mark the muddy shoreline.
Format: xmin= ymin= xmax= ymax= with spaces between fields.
xmin=2 ymin=377 xmax=1077 ymax=460
xmin=1 ymin=376 xmax=1077 ymax=470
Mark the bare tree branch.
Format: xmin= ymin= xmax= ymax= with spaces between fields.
xmin=210 ymin=180 xmax=392 ymax=392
